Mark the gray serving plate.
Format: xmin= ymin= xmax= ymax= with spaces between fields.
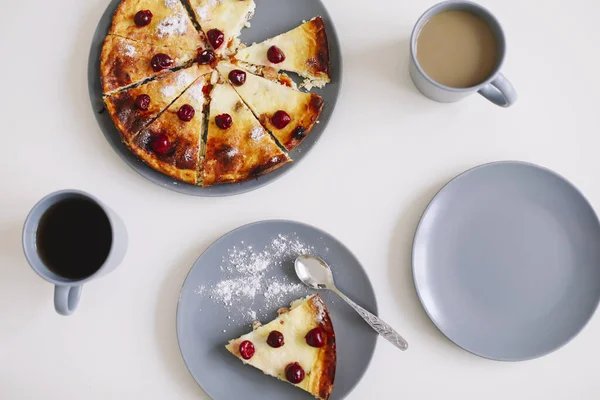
xmin=88 ymin=0 xmax=341 ymax=196
xmin=413 ymin=161 xmax=600 ymax=361
xmin=177 ymin=220 xmax=378 ymax=399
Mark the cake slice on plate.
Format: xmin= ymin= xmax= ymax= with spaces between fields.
xmin=226 ymin=295 xmax=336 ymax=400
xmin=101 ymin=35 xmax=198 ymax=95
xmin=234 ymin=17 xmax=330 ymax=89
xmin=109 ymin=0 xmax=204 ymax=51
xmin=202 ymin=82 xmax=290 ymax=186
xmin=105 ymin=64 xmax=208 ymax=142
xmin=129 ymin=74 xmax=211 ymax=184
xmin=187 ymin=0 xmax=256 ymax=55
xmin=217 ymin=62 xmax=323 ymax=151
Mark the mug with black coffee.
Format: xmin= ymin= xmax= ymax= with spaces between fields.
xmin=410 ymin=0 xmax=517 ymax=107
xmin=22 ymin=190 xmax=127 ymax=316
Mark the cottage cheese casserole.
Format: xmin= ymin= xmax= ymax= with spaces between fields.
xmin=101 ymin=0 xmax=332 ymax=186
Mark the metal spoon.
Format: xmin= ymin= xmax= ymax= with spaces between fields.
xmin=294 ymin=255 xmax=408 ymax=351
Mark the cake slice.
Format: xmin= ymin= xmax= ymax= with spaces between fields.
xmin=128 ymin=74 xmax=210 ymax=184
xmin=109 ymin=0 xmax=204 ymax=51
xmin=187 ymin=0 xmax=255 ymax=55
xmin=217 ymin=62 xmax=323 ymax=151
xmin=101 ymin=35 xmax=198 ymax=95
xmin=226 ymin=295 xmax=336 ymax=400
xmin=105 ymin=64 xmax=207 ymax=142
xmin=234 ymin=17 xmax=330 ymax=89
xmin=202 ymin=83 xmax=290 ymax=186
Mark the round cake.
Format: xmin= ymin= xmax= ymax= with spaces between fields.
xmin=100 ymin=0 xmax=330 ymax=187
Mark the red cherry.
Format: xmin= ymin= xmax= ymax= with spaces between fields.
xmin=151 ymin=53 xmax=174 ymax=72
xmin=285 ymin=363 xmax=305 ymax=384
xmin=267 ymin=46 xmax=286 ymax=64
xmin=177 ymin=104 xmax=195 ymax=122
xmin=134 ymin=94 xmax=151 ymax=110
xmin=197 ymin=49 xmax=215 ymax=65
xmin=134 ymin=10 xmax=153 ymax=27
xmin=271 ymin=110 xmax=291 ymax=129
xmin=228 ymin=70 xmax=246 ymax=86
xmin=151 ymin=134 xmax=170 ymax=155
xmin=305 ymin=327 xmax=325 ymax=348
xmin=215 ymin=114 xmax=232 ymax=129
xmin=267 ymin=331 xmax=284 ymax=348
xmin=239 ymin=340 xmax=255 ymax=360
xmin=207 ymin=29 xmax=225 ymax=49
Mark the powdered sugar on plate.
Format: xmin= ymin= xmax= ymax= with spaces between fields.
xmin=156 ymin=13 xmax=188 ymax=38
xmin=195 ymin=234 xmax=317 ymax=323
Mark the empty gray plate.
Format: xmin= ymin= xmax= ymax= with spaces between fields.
xmin=88 ymin=0 xmax=341 ymax=197
xmin=413 ymin=161 xmax=600 ymax=361
xmin=177 ymin=220 xmax=377 ymax=399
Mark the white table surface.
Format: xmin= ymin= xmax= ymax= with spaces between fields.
xmin=2 ymin=0 xmax=600 ymax=398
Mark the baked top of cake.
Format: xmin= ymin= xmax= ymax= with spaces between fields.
xmin=101 ymin=34 xmax=197 ymax=95
xmin=235 ymin=17 xmax=330 ymax=89
xmin=104 ymin=64 xmax=207 ymax=142
xmin=202 ymin=82 xmax=290 ymax=187
xmin=128 ymin=74 xmax=210 ymax=184
xmin=188 ymin=0 xmax=255 ymax=55
xmin=217 ymin=62 xmax=324 ymax=151
xmin=226 ymin=295 xmax=336 ymax=400
xmin=109 ymin=0 xmax=204 ymax=51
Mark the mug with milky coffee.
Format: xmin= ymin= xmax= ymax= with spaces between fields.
xmin=410 ymin=1 xmax=517 ymax=107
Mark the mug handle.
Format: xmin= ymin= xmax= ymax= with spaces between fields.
xmin=54 ymin=285 xmax=82 ymax=316
xmin=478 ymin=73 xmax=517 ymax=107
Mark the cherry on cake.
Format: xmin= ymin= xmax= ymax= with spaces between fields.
xmin=235 ymin=17 xmax=330 ymax=89
xmin=217 ymin=62 xmax=324 ymax=151
xmin=226 ymin=295 xmax=336 ymax=400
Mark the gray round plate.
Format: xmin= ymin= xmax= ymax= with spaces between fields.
xmin=177 ymin=220 xmax=377 ymax=399
xmin=88 ymin=0 xmax=341 ymax=197
xmin=413 ymin=161 xmax=600 ymax=361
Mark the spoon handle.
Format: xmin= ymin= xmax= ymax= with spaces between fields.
xmin=334 ymin=289 xmax=408 ymax=351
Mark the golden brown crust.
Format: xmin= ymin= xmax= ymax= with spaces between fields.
xmin=234 ymin=17 xmax=330 ymax=83
xmin=307 ymin=295 xmax=336 ymax=400
xmin=259 ymin=92 xmax=324 ymax=151
xmin=202 ymin=83 xmax=290 ymax=187
xmin=304 ymin=17 xmax=330 ymax=79
xmin=109 ymin=0 xmax=204 ymax=51
xmin=100 ymin=35 xmax=196 ymax=95
xmin=105 ymin=65 xmax=207 ymax=142
xmin=126 ymin=76 xmax=210 ymax=184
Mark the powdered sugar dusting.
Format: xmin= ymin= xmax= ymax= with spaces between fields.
xmin=161 ymin=85 xmax=176 ymax=97
xmin=176 ymin=72 xmax=194 ymax=88
xmin=313 ymin=296 xmax=327 ymax=322
xmin=250 ymin=126 xmax=264 ymax=140
xmin=123 ymin=44 xmax=136 ymax=57
xmin=164 ymin=0 xmax=179 ymax=9
xmin=226 ymin=148 xmax=239 ymax=158
xmin=156 ymin=13 xmax=188 ymax=38
xmin=187 ymin=84 xmax=205 ymax=103
xmin=195 ymin=234 xmax=317 ymax=323
xmin=196 ymin=6 xmax=209 ymax=20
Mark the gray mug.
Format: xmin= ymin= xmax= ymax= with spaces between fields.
xmin=410 ymin=0 xmax=517 ymax=107
xmin=22 ymin=190 xmax=128 ymax=316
